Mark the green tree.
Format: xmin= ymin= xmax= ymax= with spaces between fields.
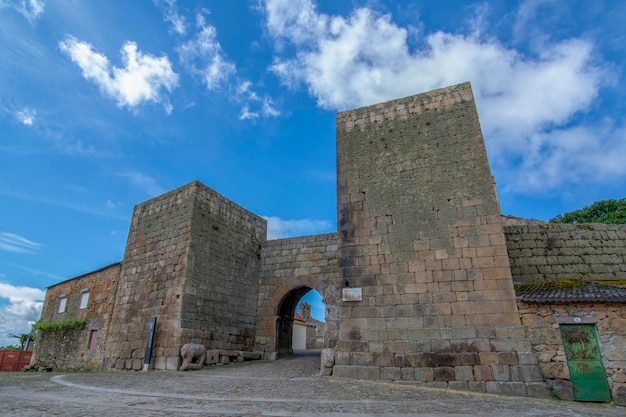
xmin=550 ymin=198 xmax=626 ymax=224
xmin=0 ymin=344 xmax=21 ymax=351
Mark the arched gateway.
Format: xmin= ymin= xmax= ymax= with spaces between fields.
xmin=253 ymin=235 xmax=340 ymax=359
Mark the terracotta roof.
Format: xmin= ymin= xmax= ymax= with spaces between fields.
xmin=514 ymin=280 xmax=626 ymax=303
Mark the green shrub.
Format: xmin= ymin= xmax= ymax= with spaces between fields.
xmin=33 ymin=320 xmax=86 ymax=331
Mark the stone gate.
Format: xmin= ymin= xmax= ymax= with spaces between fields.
xmin=34 ymin=82 xmax=626 ymax=403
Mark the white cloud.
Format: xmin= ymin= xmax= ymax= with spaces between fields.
xmin=59 ymin=36 xmax=178 ymax=113
xmin=0 ymin=0 xmax=45 ymax=24
xmin=157 ymin=0 xmax=188 ymax=36
xmin=161 ymin=4 xmax=279 ymax=120
xmin=15 ymin=107 xmax=35 ymax=125
xmin=177 ymin=13 xmax=235 ymax=90
xmin=261 ymin=0 xmax=616 ymax=194
xmin=498 ymin=122 xmax=626 ymax=192
xmin=263 ymin=216 xmax=333 ymax=240
xmin=118 ymin=171 xmax=165 ymax=197
xmin=239 ymin=106 xmax=259 ymax=120
xmin=0 ymin=282 xmax=45 ymax=347
xmin=0 ymin=232 xmax=42 ymax=253
xmin=236 ymin=81 xmax=281 ymax=120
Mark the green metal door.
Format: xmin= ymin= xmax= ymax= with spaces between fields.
xmin=559 ymin=324 xmax=611 ymax=402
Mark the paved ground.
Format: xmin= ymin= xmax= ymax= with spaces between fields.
xmin=0 ymin=351 xmax=623 ymax=417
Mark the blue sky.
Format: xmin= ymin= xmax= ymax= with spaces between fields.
xmin=0 ymin=0 xmax=624 ymax=346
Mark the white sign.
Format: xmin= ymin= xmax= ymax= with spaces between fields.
xmin=342 ymin=288 xmax=363 ymax=302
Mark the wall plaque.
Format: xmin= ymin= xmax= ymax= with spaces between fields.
xmin=342 ymin=288 xmax=362 ymax=301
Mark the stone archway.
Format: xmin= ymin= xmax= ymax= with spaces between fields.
xmin=276 ymin=286 xmax=315 ymax=356
xmin=253 ymin=234 xmax=340 ymax=360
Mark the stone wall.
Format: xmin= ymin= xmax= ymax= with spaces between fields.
xmin=254 ymin=233 xmax=339 ymax=358
xmin=505 ymin=223 xmax=626 ymax=283
xmin=33 ymin=263 xmax=120 ymax=371
xmin=333 ymin=82 xmax=546 ymax=396
xmin=106 ymin=183 xmax=197 ymax=370
xmin=518 ymin=301 xmax=626 ymax=405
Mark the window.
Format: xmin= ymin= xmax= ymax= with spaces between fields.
xmin=87 ymin=329 xmax=97 ymax=350
xmin=79 ymin=288 xmax=90 ymax=309
xmin=58 ymin=294 xmax=67 ymax=313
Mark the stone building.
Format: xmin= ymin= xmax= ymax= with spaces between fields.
xmin=33 ymin=82 xmax=626 ymax=404
xmin=292 ymin=302 xmax=325 ymax=350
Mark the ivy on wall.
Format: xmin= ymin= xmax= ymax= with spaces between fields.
xmin=33 ymin=320 xmax=86 ymax=331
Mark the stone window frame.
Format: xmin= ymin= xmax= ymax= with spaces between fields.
xmin=58 ymin=294 xmax=67 ymax=313
xmin=79 ymin=288 xmax=90 ymax=309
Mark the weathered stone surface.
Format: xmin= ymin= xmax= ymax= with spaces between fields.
xmin=526 ymin=382 xmax=552 ymax=399
xmin=548 ymin=379 xmax=574 ymax=401
xmin=486 ymin=381 xmax=527 ymax=397
xmin=504 ymin=223 xmax=626 ymax=283
xmin=206 ymin=350 xmax=219 ymax=365
xmin=32 ymin=263 xmax=121 ymax=372
xmin=511 ymin=365 xmax=544 ymax=382
xmin=612 ymin=383 xmax=626 ymax=407
xmin=433 ymin=367 xmax=455 ymax=382
xmin=320 ymin=348 xmax=335 ymax=376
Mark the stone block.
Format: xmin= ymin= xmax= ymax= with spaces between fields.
xmin=526 ymin=382 xmax=552 ymax=399
xmin=612 ymin=383 xmax=626 ymax=407
xmin=512 ymin=365 xmax=544 ymax=382
xmin=166 ymin=356 xmax=180 ymax=370
xmin=366 ymin=366 xmax=381 ymax=380
xmin=132 ymin=359 xmax=142 ymax=370
xmin=498 ymin=352 xmax=518 ymax=365
xmin=352 ymin=352 xmax=375 ymax=366
xmin=436 ymin=353 xmax=461 ymax=366
xmin=468 ymin=381 xmax=486 ymax=393
xmin=448 ymin=381 xmax=469 ymax=391
xmin=486 ymin=381 xmax=527 ymax=397
xmin=374 ymin=351 xmax=395 ymax=367
xmin=335 ymin=351 xmax=350 ymax=366
xmin=433 ymin=366 xmax=455 ymax=382
xmin=401 ymin=368 xmax=416 ymax=381
xmin=153 ymin=357 xmax=166 ymax=370
xmin=479 ymin=352 xmax=499 ymax=366
xmin=240 ymin=351 xmax=262 ymax=360
xmin=516 ymin=352 xmax=538 ymax=365
xmin=455 ymin=366 xmax=474 ymax=381
xmin=381 ymin=367 xmax=401 ymax=381
xmin=206 ymin=349 xmax=219 ymax=365
xmin=473 ymin=366 xmax=494 ymax=381
xmin=333 ymin=365 xmax=366 ymax=379
xmin=547 ymin=379 xmax=574 ymax=401
xmin=460 ymin=353 xmax=480 ymax=366
xmin=426 ymin=381 xmax=449 ymax=389
xmin=492 ymin=365 xmax=511 ymax=381
xmin=539 ymin=362 xmax=569 ymax=380
xmin=418 ymin=353 xmax=439 ymax=367
xmin=415 ymin=367 xmax=434 ymax=382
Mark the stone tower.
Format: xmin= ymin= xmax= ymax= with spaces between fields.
xmin=333 ymin=82 xmax=545 ymax=394
xmin=300 ymin=302 xmax=312 ymax=320
xmin=105 ymin=181 xmax=267 ymax=370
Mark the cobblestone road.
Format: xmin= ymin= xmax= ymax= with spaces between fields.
xmin=0 ymin=351 xmax=622 ymax=416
